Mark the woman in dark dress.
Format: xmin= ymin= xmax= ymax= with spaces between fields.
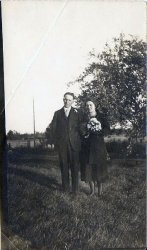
xmin=80 ymin=100 xmax=109 ymax=196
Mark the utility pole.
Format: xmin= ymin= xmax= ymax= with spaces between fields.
xmin=33 ymin=98 xmax=36 ymax=148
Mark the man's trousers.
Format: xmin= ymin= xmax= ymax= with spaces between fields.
xmin=58 ymin=142 xmax=79 ymax=194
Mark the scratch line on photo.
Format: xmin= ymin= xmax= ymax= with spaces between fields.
xmin=1 ymin=0 xmax=69 ymax=116
xmin=2 ymin=232 xmax=20 ymax=250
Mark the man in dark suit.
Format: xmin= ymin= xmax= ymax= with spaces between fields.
xmin=49 ymin=92 xmax=81 ymax=195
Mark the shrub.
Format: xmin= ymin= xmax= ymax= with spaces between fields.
xmin=106 ymin=141 xmax=145 ymax=159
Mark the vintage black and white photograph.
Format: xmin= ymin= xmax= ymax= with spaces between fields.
xmin=1 ymin=0 xmax=146 ymax=249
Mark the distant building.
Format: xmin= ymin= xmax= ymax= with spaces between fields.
xmin=7 ymin=135 xmax=46 ymax=149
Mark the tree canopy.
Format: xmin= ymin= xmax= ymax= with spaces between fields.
xmin=71 ymin=34 xmax=146 ymax=139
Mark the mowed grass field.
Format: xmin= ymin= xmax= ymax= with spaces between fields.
xmin=2 ymin=149 xmax=146 ymax=250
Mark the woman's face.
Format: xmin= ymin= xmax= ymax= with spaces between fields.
xmin=86 ymin=101 xmax=96 ymax=113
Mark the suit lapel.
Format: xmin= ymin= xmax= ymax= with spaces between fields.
xmin=61 ymin=107 xmax=66 ymax=119
xmin=60 ymin=107 xmax=76 ymax=126
xmin=68 ymin=107 xmax=75 ymax=125
xmin=59 ymin=108 xmax=68 ymax=127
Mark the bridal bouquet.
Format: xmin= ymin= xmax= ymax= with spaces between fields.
xmin=87 ymin=117 xmax=102 ymax=133
xmin=80 ymin=117 xmax=102 ymax=139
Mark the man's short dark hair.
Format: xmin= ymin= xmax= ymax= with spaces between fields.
xmin=64 ymin=92 xmax=75 ymax=99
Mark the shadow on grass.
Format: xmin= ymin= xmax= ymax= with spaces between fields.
xmin=8 ymin=149 xmax=59 ymax=166
xmin=9 ymin=166 xmax=61 ymax=191
xmin=6 ymin=163 xmax=146 ymax=249
xmin=8 ymin=155 xmax=59 ymax=165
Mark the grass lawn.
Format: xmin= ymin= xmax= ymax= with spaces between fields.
xmin=2 ymin=150 xmax=146 ymax=250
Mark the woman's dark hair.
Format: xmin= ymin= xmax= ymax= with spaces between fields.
xmin=85 ymin=98 xmax=97 ymax=107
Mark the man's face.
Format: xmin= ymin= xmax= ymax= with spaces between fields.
xmin=63 ymin=94 xmax=74 ymax=108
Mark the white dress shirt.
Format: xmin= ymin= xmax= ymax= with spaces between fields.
xmin=64 ymin=107 xmax=71 ymax=117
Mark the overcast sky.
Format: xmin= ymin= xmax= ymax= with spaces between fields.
xmin=2 ymin=0 xmax=146 ymax=133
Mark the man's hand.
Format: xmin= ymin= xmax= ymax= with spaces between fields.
xmin=51 ymin=144 xmax=55 ymax=150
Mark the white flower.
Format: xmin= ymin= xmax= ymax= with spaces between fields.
xmin=90 ymin=117 xmax=99 ymax=123
xmin=87 ymin=118 xmax=102 ymax=132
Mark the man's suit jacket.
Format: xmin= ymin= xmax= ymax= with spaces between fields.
xmin=50 ymin=107 xmax=81 ymax=152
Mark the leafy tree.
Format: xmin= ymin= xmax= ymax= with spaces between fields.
xmin=7 ymin=130 xmax=14 ymax=140
xmin=71 ymin=34 xmax=146 ymax=140
xmin=7 ymin=130 xmax=21 ymax=140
